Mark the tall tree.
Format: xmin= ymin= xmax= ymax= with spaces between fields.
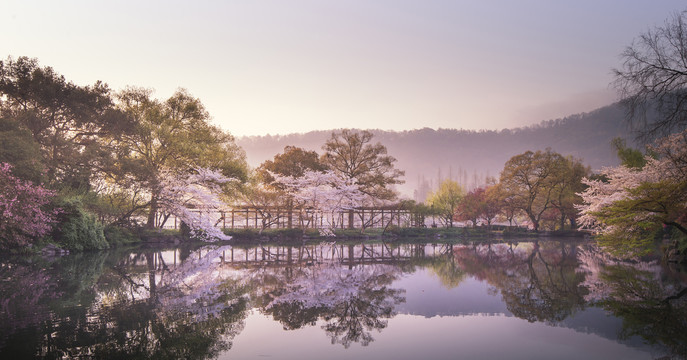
xmin=112 ymin=88 xmax=247 ymax=228
xmin=321 ymin=129 xmax=404 ymax=201
xmin=321 ymin=129 xmax=404 ymax=228
xmin=549 ymin=156 xmax=589 ymax=230
xmin=613 ymin=10 xmax=687 ymax=139
xmin=499 ymin=149 xmax=572 ymax=231
xmin=0 ymin=56 xmax=126 ymax=188
xmin=0 ymin=117 xmax=44 ymax=183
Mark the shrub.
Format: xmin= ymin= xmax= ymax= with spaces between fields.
xmin=103 ymin=225 xmax=140 ymax=246
xmin=53 ymin=197 xmax=108 ymax=251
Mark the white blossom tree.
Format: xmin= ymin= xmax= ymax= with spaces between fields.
xmin=273 ymin=170 xmax=365 ymax=235
xmin=577 ymin=130 xmax=687 ymax=257
xmin=157 ymin=167 xmax=234 ymax=241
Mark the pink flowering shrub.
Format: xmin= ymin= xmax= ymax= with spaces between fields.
xmin=0 ymin=163 xmax=58 ymax=247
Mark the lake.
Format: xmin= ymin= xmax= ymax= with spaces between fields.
xmin=1 ymin=238 xmax=685 ymax=359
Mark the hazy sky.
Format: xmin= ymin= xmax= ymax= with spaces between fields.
xmin=2 ymin=0 xmax=685 ymax=136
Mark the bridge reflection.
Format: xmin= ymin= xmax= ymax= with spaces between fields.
xmin=217 ymin=243 xmax=455 ymax=268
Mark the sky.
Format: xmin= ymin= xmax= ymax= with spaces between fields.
xmin=2 ymin=0 xmax=686 ymax=137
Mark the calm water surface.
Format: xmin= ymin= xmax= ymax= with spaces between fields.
xmin=1 ymin=239 xmax=686 ymax=359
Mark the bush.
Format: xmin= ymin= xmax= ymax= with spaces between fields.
xmin=53 ymin=197 xmax=108 ymax=251
xmin=103 ymin=225 xmax=140 ymax=246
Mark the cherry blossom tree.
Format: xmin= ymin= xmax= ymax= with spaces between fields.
xmin=577 ymin=130 xmax=687 ymax=257
xmin=0 ymin=163 xmax=58 ymax=247
xmin=273 ymin=170 xmax=365 ymax=235
xmin=156 ymin=167 xmax=234 ymax=241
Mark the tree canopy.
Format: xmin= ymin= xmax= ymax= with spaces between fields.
xmin=0 ymin=56 xmax=127 ymax=189
xmin=427 ymin=179 xmax=463 ymax=227
xmin=321 ymin=129 xmax=404 ymax=201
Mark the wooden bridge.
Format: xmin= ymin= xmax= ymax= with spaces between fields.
xmin=156 ymin=204 xmax=426 ymax=230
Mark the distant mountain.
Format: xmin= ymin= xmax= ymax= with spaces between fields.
xmin=237 ymin=102 xmax=637 ymax=199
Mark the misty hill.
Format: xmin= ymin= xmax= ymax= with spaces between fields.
xmin=237 ymin=103 xmax=636 ymax=199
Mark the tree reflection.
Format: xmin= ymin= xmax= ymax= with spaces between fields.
xmin=263 ymin=262 xmax=405 ymax=348
xmin=2 ymin=241 xmax=687 ymax=357
xmin=453 ymin=241 xmax=588 ymax=323
xmin=0 ymin=247 xmax=250 ymax=359
xmin=580 ymin=246 xmax=687 ymax=358
xmin=426 ymin=254 xmax=467 ymax=289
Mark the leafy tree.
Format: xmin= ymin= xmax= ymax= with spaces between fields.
xmin=52 ymin=196 xmax=108 ymax=251
xmin=321 ymin=129 xmax=404 ymax=201
xmin=257 ymin=146 xmax=327 ymax=184
xmin=499 ymin=150 xmax=565 ymax=231
xmin=611 ymin=137 xmax=646 ymax=169
xmin=613 ymin=10 xmax=687 ymax=139
xmin=491 ymin=182 xmax=523 ymax=227
xmin=482 ymin=184 xmax=503 ymax=228
xmin=427 ymin=179 xmax=463 ymax=227
xmin=0 ymin=56 xmax=126 ymax=189
xmin=456 ymin=187 xmax=484 ymax=227
xmin=0 ymin=117 xmax=44 ymax=183
xmin=111 ymin=88 xmax=247 ymax=228
xmin=548 ymin=156 xmax=589 ymax=230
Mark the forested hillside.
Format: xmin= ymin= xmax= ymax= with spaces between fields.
xmin=238 ymin=103 xmax=637 ymax=199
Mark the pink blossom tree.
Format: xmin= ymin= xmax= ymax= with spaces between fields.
xmin=577 ymin=130 xmax=687 ymax=257
xmin=0 ymin=163 xmax=58 ymax=247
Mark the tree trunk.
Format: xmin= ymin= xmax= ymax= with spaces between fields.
xmin=146 ymin=196 xmax=158 ymax=228
xmin=287 ymin=199 xmax=293 ymax=229
xmin=559 ymin=213 xmax=566 ymax=230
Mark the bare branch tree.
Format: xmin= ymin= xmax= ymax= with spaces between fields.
xmin=613 ymin=10 xmax=687 ymax=140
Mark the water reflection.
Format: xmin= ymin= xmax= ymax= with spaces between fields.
xmin=0 ymin=240 xmax=685 ymax=359
xmin=453 ymin=241 xmax=588 ymax=323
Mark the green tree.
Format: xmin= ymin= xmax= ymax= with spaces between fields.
xmin=611 ymin=137 xmax=646 ymax=169
xmin=499 ymin=149 xmax=577 ymax=231
xmin=0 ymin=56 xmax=126 ymax=189
xmin=549 ymin=156 xmax=589 ymax=230
xmin=427 ymin=179 xmax=464 ymax=227
xmin=0 ymin=117 xmax=44 ymax=183
xmin=112 ymin=88 xmax=247 ymax=228
xmin=257 ymin=146 xmax=327 ymax=183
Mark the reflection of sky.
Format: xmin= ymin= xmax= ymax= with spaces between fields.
xmin=227 ymin=312 xmax=654 ymax=360
xmin=395 ymin=271 xmax=509 ymax=317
